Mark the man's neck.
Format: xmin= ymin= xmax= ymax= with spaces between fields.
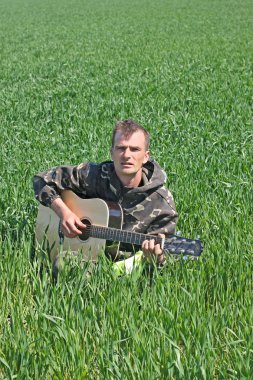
xmin=117 ymin=171 xmax=142 ymax=188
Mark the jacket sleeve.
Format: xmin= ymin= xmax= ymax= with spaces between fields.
xmin=146 ymin=188 xmax=178 ymax=236
xmin=33 ymin=162 xmax=97 ymax=207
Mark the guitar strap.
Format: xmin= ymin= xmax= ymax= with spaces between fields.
xmin=58 ymin=221 xmax=65 ymax=246
xmin=50 ymin=221 xmax=66 ymax=280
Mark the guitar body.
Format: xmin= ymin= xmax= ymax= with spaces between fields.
xmin=35 ymin=191 xmax=123 ymax=263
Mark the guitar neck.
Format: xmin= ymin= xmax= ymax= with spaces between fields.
xmin=87 ymin=225 xmax=202 ymax=256
xmin=89 ymin=224 xmax=161 ymax=246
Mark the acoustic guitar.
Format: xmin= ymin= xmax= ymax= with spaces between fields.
xmin=35 ymin=190 xmax=203 ymax=263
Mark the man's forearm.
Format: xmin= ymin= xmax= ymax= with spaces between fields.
xmin=50 ymin=197 xmax=71 ymax=219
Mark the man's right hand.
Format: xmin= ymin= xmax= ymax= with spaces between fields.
xmin=51 ymin=197 xmax=86 ymax=238
xmin=60 ymin=210 xmax=86 ymax=238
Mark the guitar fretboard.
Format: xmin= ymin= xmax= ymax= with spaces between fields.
xmin=88 ymin=225 xmax=163 ymax=246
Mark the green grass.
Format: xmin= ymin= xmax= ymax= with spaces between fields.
xmin=0 ymin=0 xmax=252 ymax=378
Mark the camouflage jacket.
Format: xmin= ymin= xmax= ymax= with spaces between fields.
xmin=33 ymin=159 xmax=178 ymax=239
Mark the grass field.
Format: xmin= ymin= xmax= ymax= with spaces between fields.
xmin=0 ymin=0 xmax=253 ymax=378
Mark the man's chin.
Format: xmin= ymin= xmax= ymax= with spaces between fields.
xmin=117 ymin=166 xmax=138 ymax=176
xmin=121 ymin=168 xmax=135 ymax=174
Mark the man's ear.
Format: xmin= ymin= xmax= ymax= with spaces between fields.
xmin=143 ymin=150 xmax=150 ymax=164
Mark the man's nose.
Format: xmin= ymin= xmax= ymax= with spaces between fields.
xmin=123 ymin=148 xmax=131 ymax=157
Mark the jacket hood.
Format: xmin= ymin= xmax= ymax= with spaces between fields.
xmin=131 ymin=158 xmax=167 ymax=194
xmin=100 ymin=159 xmax=167 ymax=197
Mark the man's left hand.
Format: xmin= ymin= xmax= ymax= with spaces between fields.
xmin=142 ymin=233 xmax=166 ymax=265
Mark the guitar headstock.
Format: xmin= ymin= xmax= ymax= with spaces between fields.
xmin=163 ymin=235 xmax=203 ymax=256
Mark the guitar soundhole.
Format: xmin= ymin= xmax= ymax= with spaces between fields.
xmin=78 ymin=219 xmax=91 ymax=241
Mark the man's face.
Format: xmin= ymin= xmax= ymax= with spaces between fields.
xmin=110 ymin=130 xmax=150 ymax=180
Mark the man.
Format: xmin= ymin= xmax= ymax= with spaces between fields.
xmin=34 ymin=119 xmax=178 ymax=266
